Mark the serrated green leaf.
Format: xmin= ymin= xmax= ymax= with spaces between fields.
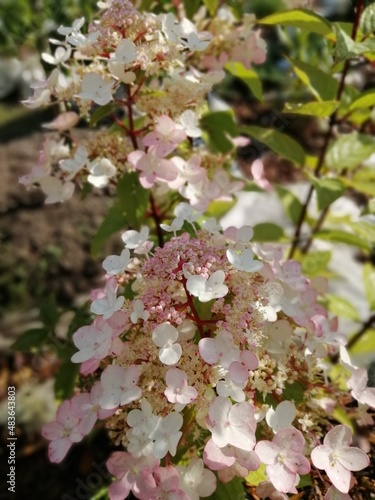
xmin=348 ymin=88 xmax=375 ymax=112
xmin=252 ymin=223 xmax=284 ymax=242
xmin=200 ymin=111 xmax=239 ymax=153
xmin=11 ymin=328 xmax=49 ymax=352
xmin=335 ymin=24 xmax=375 ymax=60
xmin=326 ymin=132 xmax=375 ymax=170
xmin=312 ymin=178 xmax=345 ymax=210
xmin=259 ymin=9 xmax=332 ymax=36
xmin=183 ymin=0 xmax=200 ymax=19
xmin=301 ymin=251 xmax=331 ymax=275
xmin=54 ymin=361 xmax=79 ymax=400
xmin=89 ymin=102 xmax=121 ymax=127
xmin=315 ymin=229 xmax=371 ymax=251
xmin=288 ymin=57 xmax=339 ymax=101
xmin=203 ymin=0 xmax=218 ymax=16
xmin=360 ymin=3 xmax=375 ymax=35
xmin=206 ymin=477 xmax=245 ymax=500
xmin=241 ymin=125 xmax=305 ymax=166
xmin=324 ymin=294 xmax=359 ymax=321
xmin=283 ymin=100 xmax=338 ymax=117
xmin=225 ymin=62 xmax=263 ymax=101
xmin=275 ymin=185 xmax=303 ymax=224
xmin=363 ymin=263 xmax=375 ymax=311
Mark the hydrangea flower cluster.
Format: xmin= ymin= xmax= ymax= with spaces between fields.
xmin=19 ymin=0 xmax=264 ymax=207
xmin=42 ymin=214 xmax=372 ymax=498
xmin=21 ymin=0 xmax=374 ymax=497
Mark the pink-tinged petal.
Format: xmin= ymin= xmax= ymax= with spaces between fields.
xmin=203 ymin=439 xmax=236 ymax=470
xmin=78 ymin=413 xmax=97 ymax=435
xmin=324 ymin=485 xmax=352 ymax=500
xmin=229 ymin=361 xmax=248 ymax=384
xmin=119 ymin=386 xmax=142 ymax=407
xmin=109 ymin=478 xmax=131 ymax=500
xmin=42 ymin=421 xmax=64 ymax=440
xmin=255 ymin=441 xmax=279 ymax=465
xmin=274 ymin=427 xmax=305 ymax=453
xmin=57 ymin=400 xmax=76 ymax=424
xmin=324 ymin=425 xmax=352 ymax=450
xmin=266 ymin=462 xmax=296 ymax=494
xmin=311 ymin=445 xmax=331 ymax=470
xmin=199 ymin=338 xmax=218 ymax=365
xmin=80 ymin=358 xmax=100 ymax=375
xmin=48 ymin=437 xmax=73 ymax=463
xmin=178 ymin=385 xmax=198 ymax=404
xmin=166 ymin=368 xmax=187 ymax=390
xmin=284 ymin=453 xmax=310 ymax=475
xmin=159 ymin=343 xmax=182 ymax=365
xmin=337 ymin=447 xmax=369 ymax=471
xmin=361 ymin=387 xmax=375 ymax=408
xmin=237 ymin=449 xmax=260 ymax=471
xmin=325 ymin=460 xmax=352 ymax=494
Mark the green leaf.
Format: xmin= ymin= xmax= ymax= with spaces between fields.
xmin=288 ymin=57 xmax=339 ymax=101
xmin=225 ymin=62 xmax=263 ymax=101
xmin=206 ymin=200 xmax=236 ymax=219
xmin=252 ymin=223 xmax=284 ymax=242
xmin=344 ymin=179 xmax=375 ymax=197
xmin=360 ymin=3 xmax=375 ymax=35
xmin=40 ymin=295 xmax=59 ymax=332
xmin=335 ymin=24 xmax=375 ymax=60
xmin=283 ymin=381 xmax=305 ymax=404
xmin=200 ymin=111 xmax=239 ymax=153
xmin=245 ymin=463 xmax=267 ymax=487
xmin=91 ymin=204 xmax=129 ymax=257
xmin=315 ymin=229 xmax=371 ymax=251
xmin=324 ymin=294 xmax=359 ymax=321
xmin=54 ymin=360 xmax=79 ymax=400
xmin=89 ymin=102 xmax=121 ymax=127
xmin=91 ymin=172 xmax=148 ymax=256
xmin=241 ymin=125 xmax=305 ymax=166
xmin=363 ymin=263 xmax=375 ymax=311
xmin=350 ymin=329 xmax=375 ymax=355
xmin=206 ymin=477 xmax=245 ymax=500
xmin=259 ymin=9 xmax=332 ymax=36
xmin=283 ymin=100 xmax=339 ymax=118
xmin=326 ymin=132 xmax=375 ymax=170
xmin=203 ymin=0 xmax=218 ymax=16
xmin=312 ymin=178 xmax=345 ymax=211
xmin=183 ymin=0 xmax=200 ymax=19
xmin=298 ymin=474 xmax=313 ymax=488
xmin=275 ymin=185 xmax=303 ymax=224
xmin=117 ymin=172 xmax=149 ymax=227
xmin=348 ymin=88 xmax=375 ymax=112
xmin=301 ymin=251 xmax=331 ymax=275
xmin=11 ymin=328 xmax=49 ymax=352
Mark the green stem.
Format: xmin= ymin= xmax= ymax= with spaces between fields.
xmin=288 ymin=0 xmax=365 ymax=259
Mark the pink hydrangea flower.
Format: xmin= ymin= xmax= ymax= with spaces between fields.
xmin=311 ymin=425 xmax=369 ymax=493
xmin=99 ymin=364 xmax=142 ymax=409
xmin=106 ymin=451 xmax=159 ymax=500
xmin=41 ymin=400 xmax=84 ymax=463
xmin=347 ymin=367 xmax=375 ymax=408
xmin=136 ymin=465 xmax=189 ymax=500
xmin=255 ymin=427 xmax=310 ymax=493
xmin=164 ymin=368 xmax=198 ymax=405
xmin=206 ymin=397 xmax=257 ymax=451
xmin=176 ymin=458 xmax=217 ymax=499
xmin=127 ymin=150 xmax=178 ymax=188
xmin=71 ymin=382 xmax=116 ymax=435
xmin=142 ymin=115 xmax=186 ymax=157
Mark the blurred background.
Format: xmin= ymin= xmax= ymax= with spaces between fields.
xmin=0 ymin=1 xmax=363 ymax=499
